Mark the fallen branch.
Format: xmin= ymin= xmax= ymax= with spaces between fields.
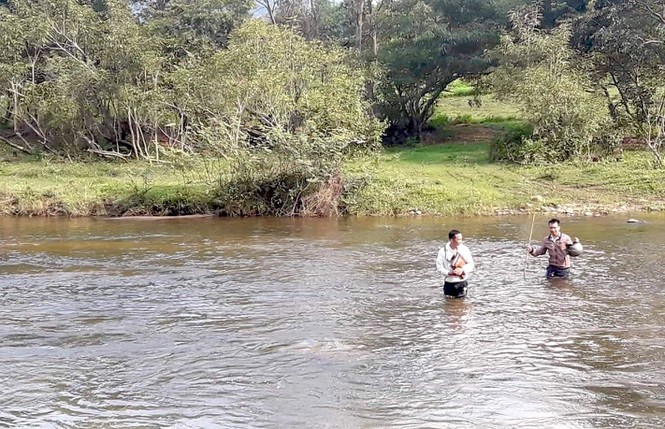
xmin=86 ymin=148 xmax=130 ymax=161
xmin=0 ymin=135 xmax=33 ymax=155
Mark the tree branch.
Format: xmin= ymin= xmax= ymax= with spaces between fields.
xmin=86 ymin=148 xmax=130 ymax=161
xmin=636 ymin=0 xmax=665 ymax=26
xmin=48 ymin=22 xmax=96 ymax=73
xmin=0 ymin=135 xmax=33 ymax=155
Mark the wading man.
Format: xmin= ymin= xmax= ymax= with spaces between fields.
xmin=436 ymin=230 xmax=475 ymax=298
xmin=527 ymin=218 xmax=579 ymax=278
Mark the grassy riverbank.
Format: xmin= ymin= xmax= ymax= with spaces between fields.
xmin=2 ymin=138 xmax=665 ymax=217
xmin=2 ymin=94 xmax=665 ymax=217
xmin=345 ymin=141 xmax=665 ymax=216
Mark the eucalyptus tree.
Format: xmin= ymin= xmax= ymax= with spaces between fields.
xmin=168 ymin=20 xmax=384 ymax=214
xmin=539 ymin=0 xmax=589 ymax=28
xmin=254 ymin=0 xmax=348 ymax=42
xmin=572 ymin=0 xmax=665 ymax=167
xmin=0 ymin=0 xmax=168 ymax=157
xmin=142 ymin=0 xmax=254 ymax=59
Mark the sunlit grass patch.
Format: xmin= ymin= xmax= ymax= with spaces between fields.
xmin=434 ymin=94 xmax=522 ymax=124
xmin=345 ymin=142 xmax=528 ymax=216
xmin=442 ymin=79 xmax=478 ymax=97
xmin=2 ymin=141 xmax=665 ymax=217
xmin=344 ymin=142 xmax=665 ymax=216
xmin=0 ymin=159 xmax=216 ymax=216
xmin=385 ymin=142 xmax=491 ymax=165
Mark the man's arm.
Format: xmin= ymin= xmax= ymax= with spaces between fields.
xmin=528 ymin=241 xmax=547 ymax=256
xmin=436 ymin=248 xmax=450 ymax=275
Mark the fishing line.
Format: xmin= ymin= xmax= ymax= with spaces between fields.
xmin=524 ymin=211 xmax=536 ymax=280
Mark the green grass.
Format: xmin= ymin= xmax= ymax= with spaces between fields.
xmin=0 ymin=158 xmax=223 ymax=216
xmin=344 ymin=143 xmax=665 ymax=216
xmin=342 ymin=93 xmax=665 ymax=216
xmin=431 ymin=94 xmax=522 ymax=126
xmin=2 ymin=143 xmax=665 ymax=217
xmin=2 ymin=92 xmax=665 ymax=217
xmin=385 ymin=142 xmax=491 ymax=165
xmin=442 ymin=79 xmax=478 ymax=97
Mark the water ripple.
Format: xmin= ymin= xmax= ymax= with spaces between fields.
xmin=1 ymin=216 xmax=664 ymax=428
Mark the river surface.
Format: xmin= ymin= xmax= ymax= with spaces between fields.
xmin=1 ymin=214 xmax=664 ymax=429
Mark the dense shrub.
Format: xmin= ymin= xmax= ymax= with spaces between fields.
xmin=489 ymin=7 xmax=611 ymax=163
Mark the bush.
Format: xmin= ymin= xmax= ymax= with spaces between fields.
xmin=489 ymin=123 xmax=539 ymax=163
xmin=428 ymin=113 xmax=450 ymax=128
xmin=488 ymin=8 xmax=610 ymax=163
xmin=214 ymin=171 xmax=309 ymax=216
xmin=590 ymin=128 xmax=624 ymax=161
xmin=178 ymin=21 xmax=385 ymax=216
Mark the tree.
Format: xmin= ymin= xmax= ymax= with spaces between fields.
xmin=375 ymin=0 xmax=503 ymax=140
xmin=539 ymin=0 xmax=589 ymax=28
xmin=257 ymin=0 xmax=347 ymax=42
xmin=144 ymin=0 xmax=253 ymax=59
xmin=0 ymin=0 xmax=168 ymax=158
xmin=167 ymin=20 xmax=384 ymax=214
xmin=572 ymin=0 xmax=665 ymax=166
xmin=489 ymin=5 xmax=611 ymax=163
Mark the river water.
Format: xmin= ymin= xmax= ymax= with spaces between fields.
xmin=0 ymin=215 xmax=664 ymax=429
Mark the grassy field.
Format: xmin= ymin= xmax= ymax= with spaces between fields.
xmin=344 ymin=94 xmax=665 ymax=216
xmin=436 ymin=95 xmax=520 ymax=121
xmin=1 ymin=93 xmax=665 ymax=217
xmin=344 ymin=142 xmax=665 ymax=216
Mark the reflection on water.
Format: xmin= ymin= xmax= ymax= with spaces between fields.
xmin=1 ymin=215 xmax=664 ymax=428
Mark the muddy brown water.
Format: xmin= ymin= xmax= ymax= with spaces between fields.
xmin=1 ymin=215 xmax=664 ymax=428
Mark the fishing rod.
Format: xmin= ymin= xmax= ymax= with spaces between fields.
xmin=524 ymin=211 xmax=536 ymax=280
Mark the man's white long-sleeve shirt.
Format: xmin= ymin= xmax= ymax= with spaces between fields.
xmin=436 ymin=242 xmax=474 ymax=283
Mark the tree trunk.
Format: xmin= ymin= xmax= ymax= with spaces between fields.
xmin=355 ymin=0 xmax=364 ymax=51
xmin=368 ymin=0 xmax=377 ymax=56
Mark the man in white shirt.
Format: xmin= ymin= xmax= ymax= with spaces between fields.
xmin=436 ymin=229 xmax=475 ymax=298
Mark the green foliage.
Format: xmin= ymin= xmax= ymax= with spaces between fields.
xmin=268 ymin=0 xmax=348 ymax=42
xmin=428 ymin=113 xmax=450 ymax=128
xmin=0 ymin=0 xmax=168 ymax=157
xmin=172 ymin=21 xmax=384 ymax=215
xmin=539 ymin=0 xmax=591 ymax=28
xmin=488 ymin=122 xmax=539 ymax=164
xmin=146 ymin=0 xmax=253 ymax=59
xmin=375 ymin=0 xmax=503 ymax=141
xmin=572 ymin=0 xmax=665 ymax=166
xmin=488 ymin=6 xmax=611 ymax=163
xmin=0 ymin=2 xmax=381 ymax=172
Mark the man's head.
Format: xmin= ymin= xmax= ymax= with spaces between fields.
xmin=448 ymin=229 xmax=463 ymax=246
xmin=548 ymin=218 xmax=561 ymax=237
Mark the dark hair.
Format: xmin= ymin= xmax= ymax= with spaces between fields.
xmin=548 ymin=218 xmax=561 ymax=226
xmin=448 ymin=229 xmax=461 ymax=240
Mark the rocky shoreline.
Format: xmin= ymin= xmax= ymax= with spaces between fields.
xmin=406 ymin=195 xmax=665 ymax=218
xmin=492 ymin=202 xmax=664 ymax=217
